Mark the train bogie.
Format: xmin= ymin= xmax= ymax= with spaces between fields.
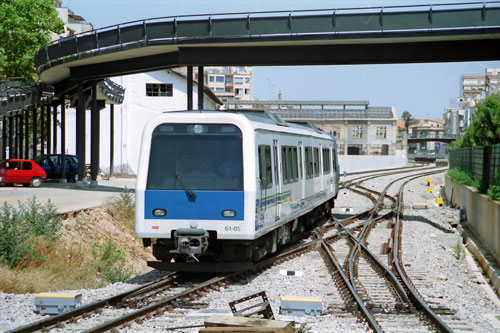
xmin=135 ymin=110 xmax=339 ymax=272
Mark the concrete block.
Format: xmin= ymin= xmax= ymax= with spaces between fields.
xmin=279 ymin=296 xmax=322 ymax=316
xmin=412 ymin=203 xmax=428 ymax=209
xmin=34 ymin=293 xmax=82 ymax=315
xmin=186 ymin=309 xmax=233 ymax=320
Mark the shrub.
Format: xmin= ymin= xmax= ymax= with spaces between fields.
xmin=0 ymin=197 xmax=61 ymax=268
xmin=91 ymin=238 xmax=134 ymax=284
xmin=488 ymin=185 xmax=500 ymax=201
xmin=447 ymin=168 xmax=480 ymax=188
xmin=105 ymin=188 xmax=135 ymax=232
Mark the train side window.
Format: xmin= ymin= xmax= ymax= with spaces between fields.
xmin=305 ymin=147 xmax=313 ymax=179
xmin=281 ymin=147 xmax=288 ymax=184
xmin=313 ymin=148 xmax=319 ymax=177
xmin=323 ymin=148 xmax=330 ymax=174
xmin=286 ymin=147 xmax=293 ymax=183
xmin=298 ymin=143 xmax=303 ymax=180
xmin=292 ymin=147 xmax=298 ymax=181
xmin=258 ymin=145 xmax=272 ymax=189
xmin=332 ymin=148 xmax=337 ymax=171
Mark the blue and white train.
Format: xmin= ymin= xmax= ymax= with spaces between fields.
xmin=135 ymin=110 xmax=339 ymax=272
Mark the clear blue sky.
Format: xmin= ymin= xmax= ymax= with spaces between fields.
xmin=61 ymin=0 xmax=500 ymax=119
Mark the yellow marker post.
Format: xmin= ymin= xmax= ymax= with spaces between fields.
xmin=426 ymin=177 xmax=432 ymax=186
xmin=436 ymin=197 xmax=444 ymax=206
xmin=427 ymin=187 xmax=433 ymax=193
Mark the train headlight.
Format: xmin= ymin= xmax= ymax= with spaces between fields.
xmin=152 ymin=209 xmax=167 ymax=217
xmin=222 ymin=210 xmax=236 ymax=218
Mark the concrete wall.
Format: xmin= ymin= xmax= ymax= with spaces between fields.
xmin=445 ymin=174 xmax=500 ymax=259
xmin=338 ymin=155 xmax=408 ymax=173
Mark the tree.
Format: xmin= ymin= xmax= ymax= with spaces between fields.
xmin=0 ymin=0 xmax=64 ymax=81
xmin=452 ymin=94 xmax=500 ymax=148
xmin=401 ymin=111 xmax=418 ymax=134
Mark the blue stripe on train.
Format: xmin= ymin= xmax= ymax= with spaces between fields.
xmin=145 ymin=190 xmax=244 ymax=220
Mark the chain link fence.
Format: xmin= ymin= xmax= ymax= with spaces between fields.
xmin=449 ymin=144 xmax=500 ymax=188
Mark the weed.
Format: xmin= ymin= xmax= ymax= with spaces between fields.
xmin=453 ymin=239 xmax=465 ymax=261
xmin=447 ymin=169 xmax=481 ymax=188
xmin=488 ymin=185 xmax=500 ymax=201
xmin=91 ymin=238 xmax=134 ymax=285
xmin=105 ymin=188 xmax=135 ymax=232
xmin=0 ymin=197 xmax=61 ymax=268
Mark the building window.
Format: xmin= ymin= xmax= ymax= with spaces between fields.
xmin=376 ymin=126 xmax=387 ymax=139
xmin=216 ymin=87 xmax=224 ymax=92
xmin=245 ymin=89 xmax=250 ymax=95
xmin=216 ymin=76 xmax=224 ymax=82
xmin=331 ymin=127 xmax=340 ymax=138
xmin=235 ymin=77 xmax=243 ymax=85
xmin=225 ymin=87 xmax=232 ymax=93
xmin=245 ymin=77 xmax=250 ymax=84
xmin=352 ymin=126 xmax=363 ymax=139
xmin=209 ymin=76 xmax=214 ymax=82
xmin=225 ymin=76 xmax=232 ymax=84
xmin=146 ymin=83 xmax=173 ymax=97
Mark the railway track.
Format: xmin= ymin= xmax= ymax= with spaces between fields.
xmin=9 ymin=165 xmax=480 ymax=332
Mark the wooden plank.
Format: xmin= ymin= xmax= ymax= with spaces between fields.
xmin=204 ymin=315 xmax=293 ymax=333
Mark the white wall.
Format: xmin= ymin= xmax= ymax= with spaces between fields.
xmin=56 ymin=70 xmax=219 ymax=176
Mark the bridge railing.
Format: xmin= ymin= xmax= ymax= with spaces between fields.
xmin=449 ymin=144 xmax=500 ymax=189
xmin=35 ymin=1 xmax=500 ymax=74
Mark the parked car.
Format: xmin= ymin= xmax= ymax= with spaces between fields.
xmin=34 ymin=154 xmax=79 ymax=181
xmin=0 ymin=159 xmax=46 ymax=187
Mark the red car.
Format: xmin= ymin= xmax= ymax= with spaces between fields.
xmin=0 ymin=159 xmax=47 ymax=187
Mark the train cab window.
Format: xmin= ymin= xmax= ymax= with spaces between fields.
xmin=258 ymin=145 xmax=272 ymax=189
xmin=147 ymin=123 xmax=243 ymax=191
xmin=305 ymin=147 xmax=313 ymax=179
xmin=313 ymin=148 xmax=320 ymax=177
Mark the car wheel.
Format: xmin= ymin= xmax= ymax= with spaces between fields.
xmin=30 ymin=177 xmax=42 ymax=188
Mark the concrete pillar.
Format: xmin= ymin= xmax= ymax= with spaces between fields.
xmin=187 ymin=66 xmax=193 ymax=110
xmin=52 ymin=104 xmax=57 ymax=154
xmin=198 ymin=66 xmax=204 ymax=110
xmin=46 ymin=103 xmax=51 ymax=154
xmin=60 ymin=96 xmax=67 ymax=183
xmin=8 ymin=116 xmax=13 ymax=158
xmin=32 ymin=108 xmax=37 ymax=158
xmin=109 ymin=104 xmax=114 ymax=178
xmin=76 ymin=81 xmax=86 ymax=185
xmin=40 ymin=105 xmax=45 ymax=155
xmin=90 ymin=81 xmax=100 ymax=187
xmin=24 ymin=110 xmax=29 ymax=159
xmin=1 ymin=117 xmax=6 ymax=160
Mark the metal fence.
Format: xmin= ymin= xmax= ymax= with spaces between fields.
xmin=449 ymin=144 xmax=500 ymax=188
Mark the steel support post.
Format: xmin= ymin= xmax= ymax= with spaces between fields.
xmin=18 ymin=114 xmax=23 ymax=158
xmin=24 ymin=110 xmax=29 ymax=159
xmin=1 ymin=117 xmax=7 ymax=160
xmin=109 ymin=104 xmax=114 ymax=178
xmin=187 ymin=66 xmax=193 ymax=110
xmin=90 ymin=81 xmax=100 ymax=185
xmin=32 ymin=108 xmax=37 ymax=158
xmin=40 ymin=105 xmax=45 ymax=155
xmin=61 ymin=97 xmax=66 ymax=181
xmin=197 ymin=66 xmax=204 ymax=110
xmin=46 ymin=103 xmax=51 ymax=154
xmin=8 ymin=117 xmax=13 ymax=158
xmin=76 ymin=81 xmax=86 ymax=183
xmin=13 ymin=116 xmax=18 ymax=159
xmin=53 ymin=104 xmax=57 ymax=153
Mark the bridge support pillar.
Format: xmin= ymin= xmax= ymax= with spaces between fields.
xmin=13 ymin=116 xmax=19 ymax=158
xmin=197 ymin=66 xmax=204 ymax=110
xmin=52 ymin=103 xmax=57 ymax=154
xmin=18 ymin=114 xmax=23 ymax=159
xmin=46 ymin=103 xmax=51 ymax=155
xmin=40 ymin=105 xmax=45 ymax=156
xmin=90 ymin=81 xmax=100 ymax=187
xmin=60 ymin=96 xmax=67 ymax=183
xmin=32 ymin=108 xmax=37 ymax=159
xmin=109 ymin=104 xmax=114 ymax=178
xmin=76 ymin=81 xmax=86 ymax=186
xmin=187 ymin=66 xmax=193 ymax=110
xmin=24 ymin=110 xmax=29 ymax=159
xmin=8 ymin=116 xmax=13 ymax=158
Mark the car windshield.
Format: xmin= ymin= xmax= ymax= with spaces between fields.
xmin=146 ymin=123 xmax=243 ymax=191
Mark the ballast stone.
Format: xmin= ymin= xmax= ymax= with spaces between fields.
xmin=34 ymin=293 xmax=82 ymax=315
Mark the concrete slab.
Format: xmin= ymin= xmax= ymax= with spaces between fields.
xmin=439 ymin=234 xmax=463 ymax=248
xmin=0 ymin=178 xmax=136 ymax=213
xmin=185 ymin=309 xmax=233 ymax=320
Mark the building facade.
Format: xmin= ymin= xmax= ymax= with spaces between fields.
xmin=408 ymin=119 xmax=445 ymax=154
xmin=195 ymin=67 xmax=253 ymax=104
xmin=227 ymin=100 xmax=398 ymax=155
xmin=53 ymin=0 xmax=93 ymax=40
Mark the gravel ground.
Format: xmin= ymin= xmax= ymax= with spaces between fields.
xmin=1 ymin=167 xmax=499 ymax=332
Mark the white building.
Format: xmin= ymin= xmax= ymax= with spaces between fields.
xmin=59 ymin=69 xmax=222 ymax=176
xmin=53 ymin=0 xmax=93 ymax=40
xmin=194 ymin=66 xmax=253 ymax=104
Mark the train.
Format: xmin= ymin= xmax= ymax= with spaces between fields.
xmin=135 ymin=109 xmax=339 ymax=272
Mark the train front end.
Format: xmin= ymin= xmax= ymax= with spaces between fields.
xmin=135 ymin=112 xmax=255 ymax=272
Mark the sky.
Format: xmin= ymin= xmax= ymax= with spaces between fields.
xmin=61 ymin=0 xmax=500 ymax=119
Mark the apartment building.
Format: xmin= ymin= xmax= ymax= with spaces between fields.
xmin=53 ymin=0 xmax=93 ymax=40
xmin=195 ymin=67 xmax=253 ymax=104
xmin=407 ymin=119 xmax=445 ymax=154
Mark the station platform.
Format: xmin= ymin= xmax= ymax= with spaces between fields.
xmin=0 ymin=178 xmax=136 ymax=214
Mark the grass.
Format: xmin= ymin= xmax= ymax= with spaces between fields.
xmin=452 ymin=238 xmax=465 ymax=261
xmin=0 ymin=194 xmax=137 ymax=293
xmin=447 ymin=168 xmax=481 ymax=189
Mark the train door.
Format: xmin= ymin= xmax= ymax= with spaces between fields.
xmin=319 ymin=143 xmax=324 ymax=192
xmin=273 ymin=140 xmax=281 ymax=219
xmin=299 ymin=141 xmax=305 ymax=200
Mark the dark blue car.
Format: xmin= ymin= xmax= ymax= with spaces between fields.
xmin=34 ymin=154 xmax=79 ymax=181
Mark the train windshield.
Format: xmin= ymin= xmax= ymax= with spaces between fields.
xmin=147 ymin=123 xmax=243 ymax=191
